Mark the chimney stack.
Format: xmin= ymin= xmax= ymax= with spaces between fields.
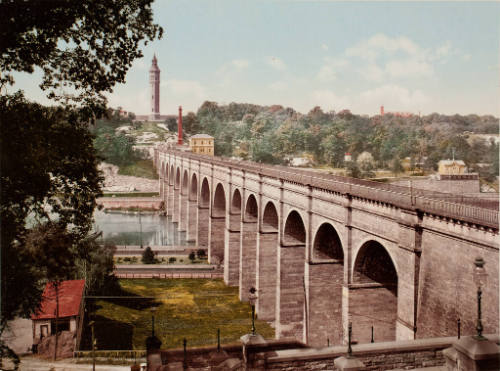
xmin=178 ymin=106 xmax=183 ymax=145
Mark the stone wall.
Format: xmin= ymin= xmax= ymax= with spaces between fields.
xmin=96 ymin=197 xmax=163 ymax=210
xmin=265 ymin=335 xmax=498 ymax=370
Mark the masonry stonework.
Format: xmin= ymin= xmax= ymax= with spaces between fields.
xmin=154 ymin=148 xmax=499 ymax=348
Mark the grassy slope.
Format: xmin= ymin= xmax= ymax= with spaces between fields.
xmin=89 ymin=279 xmax=274 ymax=350
xmin=118 ymin=159 xmax=158 ymax=179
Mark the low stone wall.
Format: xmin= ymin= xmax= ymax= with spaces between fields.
xmin=264 ymin=335 xmax=499 ymax=370
xmin=96 ymin=197 xmax=163 ymax=210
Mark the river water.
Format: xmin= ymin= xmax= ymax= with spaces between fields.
xmin=93 ymin=210 xmax=192 ymax=247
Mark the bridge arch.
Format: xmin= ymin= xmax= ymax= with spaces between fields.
xmin=313 ymin=223 xmax=344 ymax=260
xmin=262 ymin=201 xmax=279 ymax=231
xmin=169 ymin=164 xmax=175 ymax=185
xmin=244 ymin=194 xmax=258 ymax=221
xmin=209 ymin=183 xmax=226 ymax=264
xmin=308 ymin=222 xmax=345 ymax=346
xmin=182 ymin=170 xmax=189 ymax=195
xmin=283 ymin=209 xmax=306 ymax=245
xmin=213 ymin=183 xmax=226 ymax=218
xmin=240 ymin=193 xmax=259 ymax=301
xmin=175 ymin=167 xmax=181 ymax=188
xmin=351 ymin=240 xmax=398 ymax=343
xmin=278 ymin=209 xmax=306 ymax=340
xmin=197 ymin=177 xmax=211 ymax=250
xmin=231 ymin=189 xmax=242 ymax=214
xmin=225 ymin=188 xmax=242 ymax=286
xmin=257 ymin=201 xmax=279 ymax=321
xmin=190 ymin=173 xmax=198 ymax=200
xmin=200 ymin=178 xmax=210 ymax=208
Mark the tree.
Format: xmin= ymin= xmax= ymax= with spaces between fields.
xmin=391 ymin=157 xmax=405 ymax=177
xmin=142 ymin=246 xmax=156 ymax=264
xmin=1 ymin=1 xmax=163 ymax=117
xmin=197 ymin=249 xmax=206 ymax=259
xmin=0 ymin=2 xmax=162 ymax=363
xmin=345 ymin=161 xmax=361 ymax=178
xmin=1 ymin=93 xmax=102 ymax=324
xmin=189 ymin=251 xmax=196 ymax=263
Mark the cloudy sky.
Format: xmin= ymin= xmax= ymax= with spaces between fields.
xmin=11 ymin=0 xmax=500 ymax=116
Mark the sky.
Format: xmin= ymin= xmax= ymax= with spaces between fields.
xmin=10 ymin=0 xmax=500 ymax=116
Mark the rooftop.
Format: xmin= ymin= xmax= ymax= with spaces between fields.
xmin=190 ymin=134 xmax=214 ymax=139
xmin=31 ymin=280 xmax=85 ymax=320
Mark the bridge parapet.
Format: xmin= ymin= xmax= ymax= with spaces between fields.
xmin=156 ymin=148 xmax=498 ymax=230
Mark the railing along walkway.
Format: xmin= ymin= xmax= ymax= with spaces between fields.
xmin=157 ymin=147 xmax=498 ymax=229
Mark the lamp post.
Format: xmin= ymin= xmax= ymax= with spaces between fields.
xmin=248 ymin=287 xmax=257 ymax=336
xmin=473 ymin=257 xmax=488 ymax=340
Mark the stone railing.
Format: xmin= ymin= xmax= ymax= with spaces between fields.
xmin=156 ymin=148 xmax=498 ymax=229
xmin=264 ymin=334 xmax=499 ymax=370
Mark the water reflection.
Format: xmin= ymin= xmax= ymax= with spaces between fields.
xmin=93 ymin=210 xmax=192 ymax=247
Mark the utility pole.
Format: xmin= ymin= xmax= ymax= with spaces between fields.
xmin=90 ymin=320 xmax=96 ymax=371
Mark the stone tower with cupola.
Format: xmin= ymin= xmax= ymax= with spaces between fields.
xmin=149 ymin=54 xmax=161 ymax=121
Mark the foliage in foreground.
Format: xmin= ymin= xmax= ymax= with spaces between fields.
xmin=0 ymin=93 xmax=103 ymax=323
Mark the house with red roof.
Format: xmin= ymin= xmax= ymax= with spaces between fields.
xmin=31 ymin=279 xmax=85 ymax=345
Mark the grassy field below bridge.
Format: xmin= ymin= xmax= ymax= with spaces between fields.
xmin=81 ymin=279 xmax=275 ymax=351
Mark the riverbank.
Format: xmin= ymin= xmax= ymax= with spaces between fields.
xmin=99 ymin=162 xmax=158 ymax=193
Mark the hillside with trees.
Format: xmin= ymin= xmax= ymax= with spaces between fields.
xmin=176 ymin=102 xmax=498 ymax=183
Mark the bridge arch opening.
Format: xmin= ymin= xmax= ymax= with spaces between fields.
xmin=313 ymin=223 xmax=343 ymax=260
xmin=200 ymin=178 xmax=210 ymax=208
xmin=351 ymin=240 xmax=398 ymax=343
xmin=262 ymin=202 xmax=278 ymax=231
xmin=190 ymin=173 xmax=198 ymax=200
xmin=231 ymin=189 xmax=242 ymax=214
xmin=175 ymin=167 xmax=181 ymax=188
xmin=225 ymin=188 xmax=242 ymax=286
xmin=240 ymin=193 xmax=258 ymax=301
xmin=278 ymin=209 xmax=306 ymax=340
xmin=308 ymin=223 xmax=345 ymax=346
xmin=169 ymin=165 xmax=174 ymax=185
xmin=213 ymin=183 xmax=226 ymax=218
xmin=182 ymin=170 xmax=189 ymax=195
xmin=209 ymin=183 xmax=226 ymax=264
xmin=257 ymin=201 xmax=279 ymax=321
xmin=245 ymin=194 xmax=258 ymax=221
xmin=197 ymin=178 xmax=211 ymax=250
xmin=283 ymin=210 xmax=305 ymax=245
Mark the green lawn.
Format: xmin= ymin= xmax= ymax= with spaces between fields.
xmin=118 ymin=159 xmax=158 ymax=179
xmin=84 ymin=279 xmax=275 ymax=350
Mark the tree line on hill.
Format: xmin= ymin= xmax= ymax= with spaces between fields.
xmin=175 ymin=102 xmax=498 ymax=182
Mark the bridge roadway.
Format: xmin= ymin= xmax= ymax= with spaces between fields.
xmin=153 ymin=147 xmax=499 ymax=348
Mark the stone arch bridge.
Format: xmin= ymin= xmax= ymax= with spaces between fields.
xmin=154 ymin=147 xmax=498 ymax=347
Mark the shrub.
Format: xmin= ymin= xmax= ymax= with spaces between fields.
xmin=196 ymin=249 xmax=206 ymax=259
xmin=189 ymin=251 xmax=196 ymax=263
xmin=168 ymin=257 xmax=176 ymax=264
xmin=142 ymin=247 xmax=156 ymax=264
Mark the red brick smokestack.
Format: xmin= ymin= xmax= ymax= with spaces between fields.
xmin=380 ymin=105 xmax=384 ymax=116
xmin=178 ymin=106 xmax=183 ymax=145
